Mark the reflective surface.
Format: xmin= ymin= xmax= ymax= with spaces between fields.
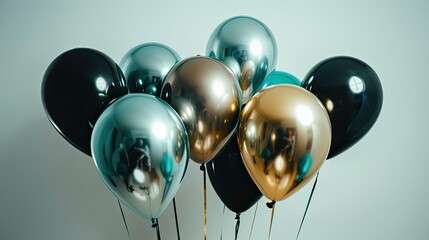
xmin=253 ymin=70 xmax=301 ymax=95
xmin=207 ymin=130 xmax=262 ymax=214
xmin=301 ymin=56 xmax=383 ymax=159
xmin=161 ymin=56 xmax=241 ymax=164
xmin=206 ymin=16 xmax=278 ymax=104
xmin=41 ymin=48 xmax=128 ymax=156
xmin=119 ymin=43 xmax=181 ymax=97
xmin=91 ymin=94 xmax=189 ymax=220
xmin=237 ymin=85 xmax=331 ymax=201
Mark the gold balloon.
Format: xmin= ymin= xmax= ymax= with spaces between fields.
xmin=161 ymin=56 xmax=242 ymax=164
xmin=237 ymin=85 xmax=331 ymax=201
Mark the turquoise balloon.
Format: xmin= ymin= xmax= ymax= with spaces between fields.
xmin=253 ymin=71 xmax=301 ymax=95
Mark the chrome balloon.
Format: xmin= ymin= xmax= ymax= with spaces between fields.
xmin=120 ymin=43 xmax=181 ymax=97
xmin=237 ymin=85 xmax=331 ymax=201
xmin=91 ymin=94 xmax=189 ymax=220
xmin=206 ymin=16 xmax=278 ymax=104
xmin=161 ymin=56 xmax=242 ymax=164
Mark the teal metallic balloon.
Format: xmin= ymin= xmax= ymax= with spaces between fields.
xmin=91 ymin=94 xmax=189 ymax=221
xmin=119 ymin=43 xmax=181 ymax=97
xmin=253 ymin=71 xmax=301 ymax=95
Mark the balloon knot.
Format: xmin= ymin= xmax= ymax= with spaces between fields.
xmin=200 ymin=163 xmax=205 ymax=171
xmin=151 ymin=218 xmax=158 ymax=228
xmin=235 ymin=213 xmax=241 ymax=220
xmin=266 ymin=200 xmax=276 ymax=209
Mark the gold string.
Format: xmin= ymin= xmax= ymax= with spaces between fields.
xmin=201 ymin=164 xmax=207 ymax=240
xmin=249 ymin=202 xmax=259 ymax=240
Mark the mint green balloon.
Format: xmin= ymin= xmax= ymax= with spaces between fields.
xmin=253 ymin=71 xmax=301 ymax=95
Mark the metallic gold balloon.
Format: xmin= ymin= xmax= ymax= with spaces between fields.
xmin=91 ymin=94 xmax=189 ymax=220
xmin=206 ymin=16 xmax=278 ymax=104
xmin=160 ymin=56 xmax=241 ymax=164
xmin=237 ymin=85 xmax=331 ymax=201
xmin=119 ymin=43 xmax=181 ymax=97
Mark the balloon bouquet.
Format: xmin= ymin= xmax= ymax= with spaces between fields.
xmin=41 ymin=16 xmax=383 ymax=239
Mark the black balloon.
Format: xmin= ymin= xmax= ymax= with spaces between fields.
xmin=207 ymin=131 xmax=262 ymax=214
xmin=302 ymin=56 xmax=383 ymax=159
xmin=41 ymin=48 xmax=128 ymax=156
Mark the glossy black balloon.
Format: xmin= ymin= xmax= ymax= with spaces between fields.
xmin=302 ymin=56 xmax=383 ymax=159
xmin=42 ymin=48 xmax=128 ymax=156
xmin=207 ymin=131 xmax=262 ymax=214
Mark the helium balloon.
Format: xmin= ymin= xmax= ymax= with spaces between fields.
xmin=237 ymin=85 xmax=331 ymax=201
xmin=41 ymin=48 xmax=128 ymax=156
xmin=91 ymin=94 xmax=189 ymax=220
xmin=160 ymin=56 xmax=241 ymax=164
xmin=206 ymin=16 xmax=278 ymax=104
xmin=301 ymin=56 xmax=383 ymax=159
xmin=253 ymin=70 xmax=300 ymax=95
xmin=119 ymin=43 xmax=181 ymax=97
xmin=207 ymin=130 xmax=262 ymax=214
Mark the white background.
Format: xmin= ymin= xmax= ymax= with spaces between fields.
xmin=1 ymin=0 xmax=428 ymax=239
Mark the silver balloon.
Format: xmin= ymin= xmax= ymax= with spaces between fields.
xmin=91 ymin=94 xmax=189 ymax=220
xmin=206 ymin=16 xmax=278 ymax=104
xmin=120 ymin=43 xmax=181 ymax=96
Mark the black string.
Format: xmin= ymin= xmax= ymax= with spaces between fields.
xmin=296 ymin=172 xmax=320 ymax=240
xmin=173 ymin=197 xmax=181 ymax=240
xmin=235 ymin=213 xmax=241 ymax=240
xmin=267 ymin=202 xmax=276 ymax=240
xmin=117 ymin=199 xmax=131 ymax=240
xmin=156 ymin=225 xmax=161 ymax=240
xmin=152 ymin=218 xmax=161 ymax=240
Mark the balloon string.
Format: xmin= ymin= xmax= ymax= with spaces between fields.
xmin=200 ymin=164 xmax=207 ymax=240
xmin=173 ymin=197 xmax=181 ymax=240
xmin=249 ymin=202 xmax=259 ymax=240
xmin=267 ymin=202 xmax=276 ymax=240
xmin=220 ymin=205 xmax=225 ymax=240
xmin=296 ymin=172 xmax=319 ymax=240
xmin=156 ymin=224 xmax=161 ymax=240
xmin=152 ymin=218 xmax=161 ymax=240
xmin=117 ymin=199 xmax=131 ymax=240
xmin=235 ymin=213 xmax=241 ymax=240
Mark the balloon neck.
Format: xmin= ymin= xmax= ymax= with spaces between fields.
xmin=266 ymin=200 xmax=276 ymax=209
xmin=200 ymin=163 xmax=205 ymax=171
xmin=151 ymin=218 xmax=158 ymax=228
